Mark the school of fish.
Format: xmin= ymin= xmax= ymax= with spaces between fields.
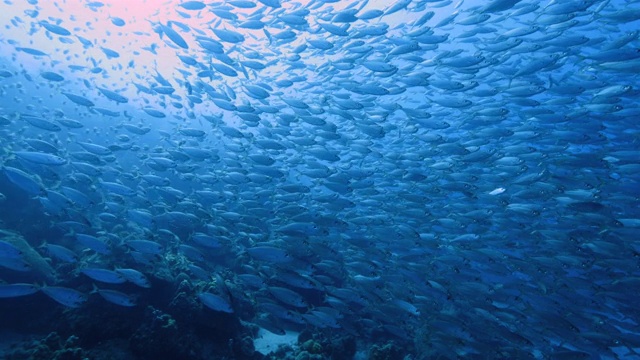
xmin=0 ymin=0 xmax=639 ymax=358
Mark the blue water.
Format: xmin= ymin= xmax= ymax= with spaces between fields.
xmin=0 ymin=0 xmax=639 ymax=359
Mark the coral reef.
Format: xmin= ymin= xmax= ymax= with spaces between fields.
xmin=368 ymin=342 xmax=404 ymax=360
xmin=4 ymin=332 xmax=86 ymax=360
xmin=262 ymin=331 xmax=357 ymax=360
xmin=150 ymin=307 xmax=177 ymax=330
xmin=129 ymin=306 xmax=201 ymax=359
xmin=300 ymin=339 xmax=323 ymax=354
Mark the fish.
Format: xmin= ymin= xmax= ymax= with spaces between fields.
xmin=160 ymin=23 xmax=189 ymax=49
xmin=178 ymin=128 xmax=206 ymax=138
xmin=14 ymin=151 xmax=67 ymax=166
xmin=199 ymin=292 xmax=234 ymax=313
xmin=22 ymin=114 xmax=62 ymax=131
xmin=0 ymin=240 xmax=23 ymax=259
xmin=482 ymin=0 xmax=523 ymax=13
xmin=56 ymin=118 xmax=84 ymax=128
xmin=60 ymin=186 xmax=92 ymax=207
xmin=228 ymin=1 xmax=256 ymax=8
xmin=125 ymin=239 xmax=163 ymax=255
xmin=110 ymin=16 xmax=125 ymax=27
xmin=97 ymin=87 xmax=129 ymax=103
xmin=179 ymin=1 xmax=206 ymax=10
xmin=121 ymin=123 xmax=151 ymax=135
xmin=2 ymin=166 xmax=43 ymax=195
xmin=41 ymin=71 xmax=65 ymax=81
xmin=100 ymin=182 xmax=136 ymax=196
xmin=383 ymin=0 xmax=411 ymax=16
xmin=41 ymin=286 xmax=88 ymax=308
xmin=76 ymin=142 xmax=111 ymax=155
xmin=267 ymin=287 xmax=308 ymax=308
xmin=39 ymin=21 xmax=71 ymax=36
xmin=16 ymin=46 xmax=48 ymax=56
xmin=115 ymin=268 xmax=151 ymax=288
xmin=92 ymin=286 xmax=137 ymax=307
xmin=100 ymin=47 xmax=120 ymax=59
xmin=62 ymin=92 xmax=95 ymax=107
xmin=359 ymin=9 xmax=385 ymax=20
xmin=76 ymin=234 xmax=111 ymax=254
xmin=142 ymin=107 xmax=166 ymax=118
xmin=43 ymin=244 xmax=79 ymax=263
xmin=257 ymin=0 xmax=280 ymax=8
xmin=246 ymin=246 xmax=291 ymax=263
xmin=0 ymin=283 xmax=40 ymax=298
xmin=212 ymin=29 xmax=245 ymax=43
xmin=238 ymin=20 xmax=265 ymax=30
xmin=81 ymin=268 xmax=126 ymax=284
